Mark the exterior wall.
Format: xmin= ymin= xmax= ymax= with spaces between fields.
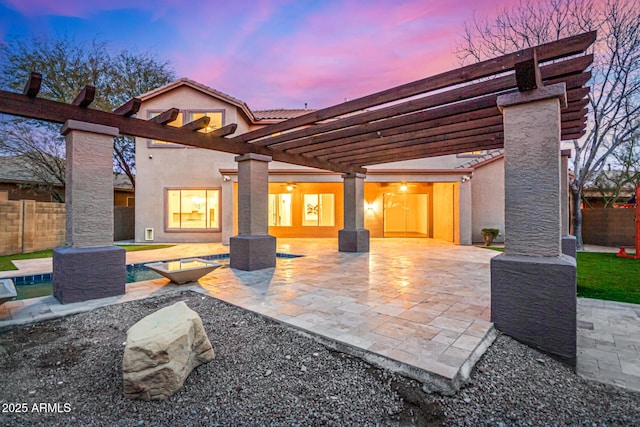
xmin=114 ymin=190 xmax=134 ymax=207
xmin=582 ymin=208 xmax=635 ymax=247
xmin=0 ymin=200 xmax=65 ymax=255
xmin=135 ymin=86 xmax=251 ymax=243
xmin=471 ymin=158 xmax=505 ymax=243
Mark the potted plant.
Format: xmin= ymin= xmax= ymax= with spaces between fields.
xmin=481 ymin=228 xmax=499 ymax=246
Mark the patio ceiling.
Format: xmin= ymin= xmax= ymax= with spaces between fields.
xmin=0 ymin=32 xmax=595 ymax=175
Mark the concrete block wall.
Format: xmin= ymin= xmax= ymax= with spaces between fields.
xmin=0 ymin=200 xmax=66 ymax=256
xmin=582 ymin=208 xmax=635 ymax=247
xmin=0 ymin=200 xmax=23 ymax=255
xmin=34 ymin=202 xmax=66 ymax=252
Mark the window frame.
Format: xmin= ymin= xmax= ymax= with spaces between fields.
xmin=302 ymin=193 xmax=335 ymax=227
xmin=147 ymin=109 xmax=225 ymax=147
xmin=164 ymin=187 xmax=222 ymax=233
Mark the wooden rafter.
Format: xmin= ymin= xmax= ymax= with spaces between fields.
xmin=232 ymin=31 xmax=596 ymax=144
xmin=72 ymin=85 xmax=96 ymax=108
xmin=181 ymin=116 xmax=210 ymax=132
xmin=114 ymin=98 xmax=141 ymax=116
xmin=23 ymin=72 xmax=42 ymax=98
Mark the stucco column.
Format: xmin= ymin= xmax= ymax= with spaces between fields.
xmin=53 ymin=120 xmax=125 ymax=304
xmin=339 ymin=173 xmax=369 ymax=252
xmin=560 ymin=149 xmax=576 ymax=257
xmin=458 ymin=178 xmax=472 ymax=245
xmin=491 ymin=83 xmax=577 ymax=366
xmin=230 ymin=153 xmax=276 ymax=270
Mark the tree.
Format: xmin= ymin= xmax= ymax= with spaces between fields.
xmin=456 ymin=0 xmax=640 ymax=249
xmin=0 ymin=36 xmax=175 ymax=191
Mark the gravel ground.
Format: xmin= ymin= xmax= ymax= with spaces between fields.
xmin=0 ymin=290 xmax=638 ymax=426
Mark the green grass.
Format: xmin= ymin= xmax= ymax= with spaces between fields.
xmin=576 ymin=252 xmax=640 ymax=304
xmin=480 ymin=246 xmax=640 ymax=304
xmin=0 ymin=244 xmax=175 ymax=271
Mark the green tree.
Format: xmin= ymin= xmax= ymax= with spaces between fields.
xmin=456 ymin=0 xmax=640 ymax=249
xmin=0 ymin=36 xmax=175 ymax=195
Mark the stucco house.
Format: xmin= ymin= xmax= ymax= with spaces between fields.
xmin=134 ymin=78 xmax=506 ymax=245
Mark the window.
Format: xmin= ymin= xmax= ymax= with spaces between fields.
xmin=188 ymin=111 xmax=223 ymax=133
xmin=166 ymin=189 xmax=220 ymax=230
xmin=148 ymin=110 xmax=224 ymax=145
xmin=268 ymin=193 xmax=292 ymax=226
xmin=148 ymin=111 xmax=183 ymax=145
xmin=302 ymin=193 xmax=335 ymax=226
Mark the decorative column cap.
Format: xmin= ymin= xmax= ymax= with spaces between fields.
xmin=561 ymin=149 xmax=572 ymax=157
xmin=61 ymin=120 xmax=119 ymax=137
xmin=341 ymin=172 xmax=367 ymax=179
xmin=497 ymin=82 xmax=567 ymax=111
xmin=234 ymin=153 xmax=272 ymax=163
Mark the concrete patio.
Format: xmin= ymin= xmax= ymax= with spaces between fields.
xmin=1 ymin=239 xmax=638 ymax=393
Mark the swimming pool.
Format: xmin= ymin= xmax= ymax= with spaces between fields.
xmin=9 ymin=252 xmax=302 ymax=301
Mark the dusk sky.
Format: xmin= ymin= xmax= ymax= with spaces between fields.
xmin=0 ymin=0 xmax=523 ymax=110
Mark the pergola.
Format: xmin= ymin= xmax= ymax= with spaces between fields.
xmin=0 ymin=31 xmax=595 ymax=365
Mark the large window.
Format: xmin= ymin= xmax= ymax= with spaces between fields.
xmin=167 ymin=189 xmax=220 ymax=230
xmin=148 ymin=110 xmax=224 ymax=145
xmin=268 ymin=193 xmax=292 ymax=226
xmin=302 ymin=193 xmax=335 ymax=226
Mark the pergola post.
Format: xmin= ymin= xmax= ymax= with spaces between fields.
xmin=491 ymin=83 xmax=577 ymax=366
xmin=561 ymin=149 xmax=576 ymax=257
xmin=230 ymin=153 xmax=276 ymax=270
xmin=53 ymin=120 xmax=125 ymax=304
xmin=339 ymin=173 xmax=369 ymax=252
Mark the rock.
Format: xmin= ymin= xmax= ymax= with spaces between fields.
xmin=122 ymin=301 xmax=215 ymax=400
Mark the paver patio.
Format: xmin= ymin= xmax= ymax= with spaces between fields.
xmin=0 ymin=239 xmax=638 ymax=393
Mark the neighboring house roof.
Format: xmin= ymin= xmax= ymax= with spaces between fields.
xmin=134 ymin=78 xmax=313 ymax=124
xmin=0 ymin=154 xmax=133 ymax=190
xmin=456 ymin=149 xmax=504 ymax=169
xmin=0 ymin=154 xmax=62 ymax=185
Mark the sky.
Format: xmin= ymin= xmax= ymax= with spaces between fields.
xmin=0 ymin=0 xmax=524 ymax=110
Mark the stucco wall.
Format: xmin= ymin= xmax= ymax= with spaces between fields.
xmin=471 ymin=158 xmax=505 ymax=243
xmin=135 ymin=86 xmax=249 ymax=243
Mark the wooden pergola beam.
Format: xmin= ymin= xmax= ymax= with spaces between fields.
xmin=71 ymin=85 xmax=96 ymax=108
xmin=208 ymin=123 xmax=237 ymax=137
xmin=23 ymin=72 xmax=42 ymax=98
xmin=346 ymin=136 xmax=506 ymax=166
xmin=333 ymin=130 xmax=505 ymax=164
xmin=514 ymin=48 xmax=543 ymax=91
xmin=150 ymin=108 xmax=180 ymax=125
xmin=253 ymin=57 xmax=592 ymax=150
xmin=0 ymin=89 xmax=364 ymax=174
xmin=233 ymin=31 xmax=595 ymax=144
xmin=181 ymin=115 xmax=210 ymax=132
xmin=114 ymin=98 xmax=141 ymax=117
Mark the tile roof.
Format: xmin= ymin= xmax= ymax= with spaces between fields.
xmin=455 ymin=149 xmax=504 ymax=169
xmin=253 ymin=109 xmax=314 ymax=120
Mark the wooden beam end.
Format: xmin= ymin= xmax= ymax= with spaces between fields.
xmin=23 ymin=72 xmax=42 ymax=97
xmin=72 ymin=85 xmax=96 ymax=108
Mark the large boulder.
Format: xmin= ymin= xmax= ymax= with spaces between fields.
xmin=122 ymin=301 xmax=215 ymax=400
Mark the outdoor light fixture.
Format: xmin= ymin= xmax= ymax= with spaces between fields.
xmin=286 ymin=183 xmax=296 ymax=191
xmin=400 ymin=184 xmax=408 ymax=192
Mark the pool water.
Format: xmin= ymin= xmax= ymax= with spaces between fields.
xmin=9 ymin=252 xmax=301 ymax=301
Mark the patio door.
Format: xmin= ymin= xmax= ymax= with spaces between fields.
xmin=383 ymin=193 xmax=428 ymax=237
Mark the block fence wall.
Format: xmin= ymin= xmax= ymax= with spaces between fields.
xmin=582 ymin=208 xmax=635 ymax=247
xmin=0 ymin=200 xmax=66 ymax=256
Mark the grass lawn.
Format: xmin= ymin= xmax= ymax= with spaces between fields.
xmin=481 ymin=246 xmax=640 ymax=305
xmin=0 ymin=244 xmax=175 ymax=272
